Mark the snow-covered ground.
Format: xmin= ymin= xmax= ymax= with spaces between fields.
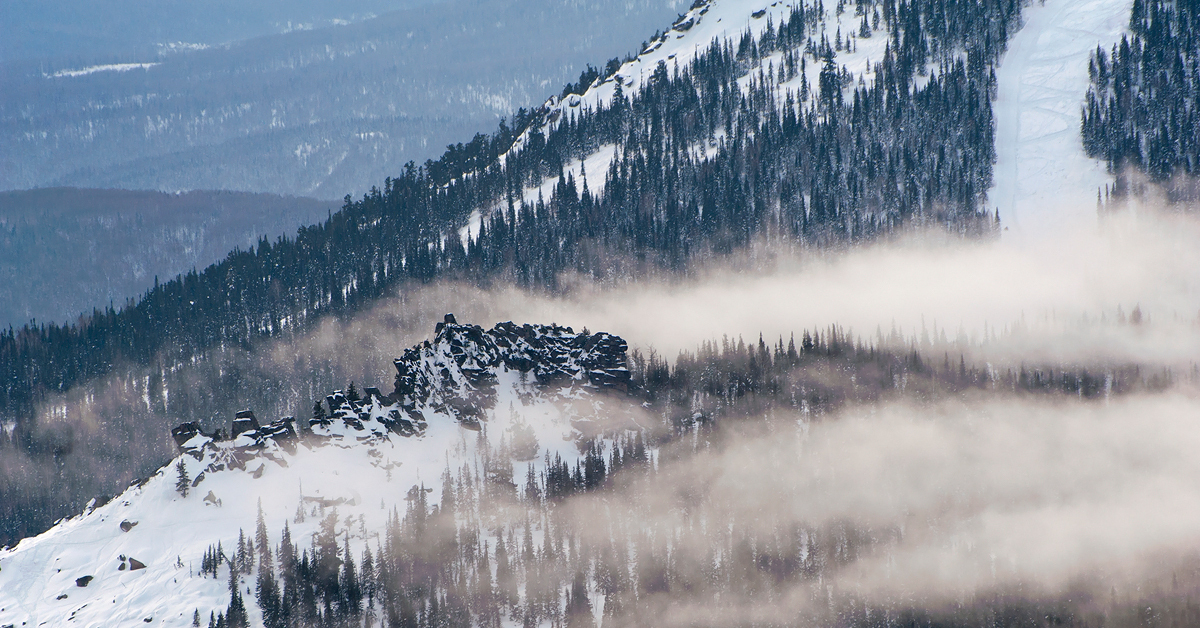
xmin=48 ymin=63 xmax=160 ymax=79
xmin=497 ymin=0 xmax=1134 ymax=246
xmin=506 ymin=0 xmax=799 ymax=160
xmin=458 ymin=145 xmax=619 ymax=244
xmin=990 ymin=0 xmax=1133 ymax=240
xmin=0 ymin=0 xmax=1153 ymax=623
xmin=481 ymin=0 xmax=896 ymax=240
xmin=0 ymin=321 xmax=633 ymax=628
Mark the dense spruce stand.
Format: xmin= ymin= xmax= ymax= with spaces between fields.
xmin=1082 ymin=0 xmax=1200 ymax=192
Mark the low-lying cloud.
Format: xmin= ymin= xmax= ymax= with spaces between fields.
xmin=14 ymin=200 xmax=1200 ymax=613
xmin=535 ymin=388 xmax=1200 ymax=624
xmin=475 ymin=208 xmax=1200 ymax=367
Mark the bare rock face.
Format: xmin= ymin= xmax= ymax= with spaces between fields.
xmin=391 ymin=315 xmax=631 ymax=426
xmin=230 ymin=411 xmax=260 ymax=438
xmin=167 ymin=316 xmax=630 ymax=482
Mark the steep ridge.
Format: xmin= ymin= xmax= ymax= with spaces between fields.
xmin=487 ymin=0 xmax=900 ymax=216
xmin=0 ymin=316 xmax=632 ymax=627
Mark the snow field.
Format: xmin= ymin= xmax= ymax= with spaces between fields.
xmin=990 ymin=0 xmax=1133 ymax=240
xmin=0 ymin=362 xmax=623 ymax=628
xmin=48 ymin=63 xmax=160 ymax=79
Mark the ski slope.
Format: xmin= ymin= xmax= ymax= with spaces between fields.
xmin=990 ymin=0 xmax=1133 ymax=240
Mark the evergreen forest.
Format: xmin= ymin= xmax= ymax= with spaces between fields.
xmin=1 ymin=0 xmax=1016 ymax=430
xmin=1082 ymin=0 xmax=1200 ymax=193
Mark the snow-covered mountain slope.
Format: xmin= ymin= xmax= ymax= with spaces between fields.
xmin=510 ymin=0 xmax=897 ymax=154
xmin=0 ymin=316 xmax=633 ymax=628
xmin=990 ymin=0 xmax=1133 ymax=239
xmin=455 ymin=0 xmax=899 ymax=242
xmin=503 ymin=0 xmax=1133 ymax=244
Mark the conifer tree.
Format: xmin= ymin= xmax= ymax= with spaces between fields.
xmin=226 ymin=560 xmax=248 ymax=628
xmin=175 ymin=460 xmax=190 ymax=498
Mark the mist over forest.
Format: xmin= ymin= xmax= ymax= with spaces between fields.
xmin=2 ymin=0 xmax=1200 ymax=626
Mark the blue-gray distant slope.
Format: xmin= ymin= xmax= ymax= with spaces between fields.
xmin=1 ymin=0 xmax=681 ymax=198
xmin=0 ymin=188 xmax=335 ymax=326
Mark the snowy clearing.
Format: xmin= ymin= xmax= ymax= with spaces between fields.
xmin=49 ymin=63 xmax=160 ymax=78
xmin=990 ymin=0 xmax=1133 ymax=240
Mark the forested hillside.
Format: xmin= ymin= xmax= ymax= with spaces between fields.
xmin=0 ymin=0 xmax=1023 ymax=543
xmin=0 ymin=0 xmax=1016 ymax=423
xmin=6 ymin=0 xmax=1200 ymax=624
xmin=1082 ymin=0 xmax=1200 ymax=195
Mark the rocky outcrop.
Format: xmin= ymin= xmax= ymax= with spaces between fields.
xmin=230 ymin=411 xmax=260 ymax=438
xmin=392 ymin=314 xmax=630 ymax=425
xmin=168 ymin=316 xmax=630 ymax=480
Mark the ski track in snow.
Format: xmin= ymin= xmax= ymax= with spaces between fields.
xmin=990 ymin=0 xmax=1132 ymax=240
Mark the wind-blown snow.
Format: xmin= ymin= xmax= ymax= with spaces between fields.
xmin=990 ymin=0 xmax=1133 ymax=239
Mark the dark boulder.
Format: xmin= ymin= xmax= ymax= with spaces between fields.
xmin=231 ymin=410 xmax=260 ymax=438
xmin=75 ymin=575 xmax=93 ymax=587
xmin=170 ymin=422 xmax=201 ymax=448
xmin=389 ymin=318 xmax=631 ymax=417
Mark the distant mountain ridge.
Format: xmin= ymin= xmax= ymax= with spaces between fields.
xmin=0 ymin=0 xmax=433 ymax=63
xmin=0 ymin=0 xmax=682 ymax=198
